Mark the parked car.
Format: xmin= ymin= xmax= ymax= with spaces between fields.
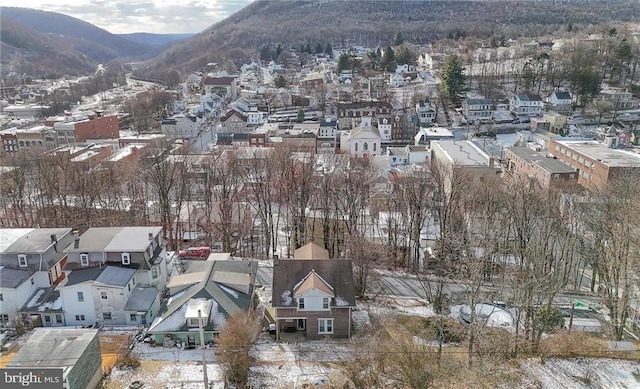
xmin=178 ymin=247 xmax=211 ymax=260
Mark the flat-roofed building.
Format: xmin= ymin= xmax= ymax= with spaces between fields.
xmin=430 ymin=140 xmax=501 ymax=194
xmin=504 ymin=146 xmax=577 ymax=189
xmin=549 ymin=138 xmax=640 ymax=188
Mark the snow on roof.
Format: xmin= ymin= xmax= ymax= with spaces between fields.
xmin=0 ymin=228 xmax=33 ymax=252
xmin=149 ymin=304 xmax=187 ymax=332
xmin=185 ymin=298 xmax=212 ymax=319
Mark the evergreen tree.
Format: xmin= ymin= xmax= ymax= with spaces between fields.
xmin=381 ymin=46 xmax=396 ymax=71
xmin=305 ymin=43 xmax=312 ymax=53
xmin=275 ymin=43 xmax=283 ymax=59
xmin=393 ymin=31 xmax=405 ymax=46
xmin=439 ymin=54 xmax=466 ymax=104
xmin=395 ymin=44 xmax=415 ymax=66
xmin=297 ymin=108 xmax=305 ymax=123
xmin=324 ymin=42 xmax=333 ymax=57
xmin=274 ymin=74 xmax=287 ymax=88
xmin=337 ymin=53 xmax=352 ymax=73
xmin=315 ymin=43 xmax=324 ymax=54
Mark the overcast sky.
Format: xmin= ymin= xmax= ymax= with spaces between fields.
xmin=3 ymin=0 xmax=254 ymax=34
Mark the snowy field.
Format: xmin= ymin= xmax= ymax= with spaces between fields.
xmin=523 ymin=358 xmax=640 ymax=389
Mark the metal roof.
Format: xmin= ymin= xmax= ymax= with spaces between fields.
xmin=65 ymin=266 xmax=106 ymax=286
xmin=64 ymin=227 xmax=122 ymax=252
xmin=272 ymin=259 xmax=355 ymax=308
xmin=0 ymin=266 xmax=34 ymax=288
xmin=1 ymin=228 xmax=71 ymax=254
xmin=124 ymin=287 xmax=158 ymax=312
xmin=507 ymin=147 xmax=577 ymax=174
xmin=104 ymin=227 xmax=162 ymax=252
xmin=8 ymin=328 xmax=98 ymax=368
xmin=96 ymin=266 xmax=136 ymax=286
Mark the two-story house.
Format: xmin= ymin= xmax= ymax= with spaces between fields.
xmin=317 ymin=118 xmax=338 ymax=151
xmin=63 ymin=227 xmax=168 ymax=291
xmin=510 ymin=93 xmax=543 ymax=116
xmin=220 ymin=109 xmax=249 ymax=134
xmin=0 ymin=228 xmax=73 ymax=323
xmin=416 ymin=100 xmax=436 ymax=125
xmin=463 ymin=98 xmax=493 ymax=124
xmin=272 ymin=243 xmax=355 ymax=340
xmin=546 ymin=91 xmax=573 ymax=114
xmin=201 ymin=76 xmax=237 ymax=101
xmin=58 ymin=265 xmax=156 ymax=327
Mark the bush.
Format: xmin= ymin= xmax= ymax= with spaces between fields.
xmin=422 ymin=317 xmax=465 ymax=343
xmin=217 ymin=312 xmax=261 ymax=387
xmin=115 ymin=355 xmax=140 ymax=370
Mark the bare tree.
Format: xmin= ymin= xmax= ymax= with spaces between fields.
xmin=578 ymin=174 xmax=640 ymax=340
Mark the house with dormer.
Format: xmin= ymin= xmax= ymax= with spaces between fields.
xmin=271 ymin=242 xmax=355 ymax=339
xmin=0 ymin=228 xmax=73 ymax=323
xmin=63 ymin=227 xmax=168 ymax=291
xmin=147 ymin=258 xmax=257 ymax=346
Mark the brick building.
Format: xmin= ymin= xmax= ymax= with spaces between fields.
xmin=504 ymin=146 xmax=577 ymax=190
xmin=53 ymin=112 xmax=119 ymax=144
xmin=549 ymin=138 xmax=640 ymax=188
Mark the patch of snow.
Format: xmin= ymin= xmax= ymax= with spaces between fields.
xmin=352 ymin=309 xmax=371 ymax=331
xmin=149 ymin=304 xmax=187 ymax=332
xmin=334 ymin=296 xmax=349 ymax=306
xmin=210 ymin=299 xmax=227 ymax=329
xmin=281 ymin=290 xmax=292 ymax=305
xmin=457 ymin=303 xmax=515 ymax=328
xmin=38 ymin=294 xmax=62 ymax=311
xmin=218 ymin=284 xmax=239 ymax=299
xmin=523 ymin=358 xmax=640 ymax=389
xmin=25 ymin=290 xmax=44 ymax=308
xmin=167 ymin=290 xmax=186 ymax=305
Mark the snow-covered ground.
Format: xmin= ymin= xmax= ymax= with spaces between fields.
xmin=523 ymin=358 xmax=640 ymax=389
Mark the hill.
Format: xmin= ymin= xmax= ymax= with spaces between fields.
xmin=0 ymin=7 xmax=164 ymax=78
xmin=138 ymin=0 xmax=640 ymax=78
xmin=117 ymin=33 xmax=195 ymax=46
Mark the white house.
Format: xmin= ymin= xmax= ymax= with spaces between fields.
xmin=388 ymin=147 xmax=409 ymax=167
xmin=60 ymin=266 xmax=159 ymax=327
xmin=0 ymin=228 xmax=74 ymax=323
xmin=510 ymin=93 xmax=543 ymax=116
xmin=377 ymin=116 xmax=392 ymax=141
xmin=546 ymin=91 xmax=573 ymax=114
xmin=340 ymin=117 xmax=381 ymax=158
xmin=389 ymin=73 xmax=407 ymax=88
xmin=463 ymin=98 xmax=493 ymax=123
xmin=161 ymin=113 xmax=201 ymax=140
xmin=417 ymin=53 xmax=444 ymax=70
xmin=416 ymin=100 xmax=436 ymax=125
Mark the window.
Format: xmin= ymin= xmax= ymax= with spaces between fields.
xmin=30 ymin=278 xmax=34 ymax=285
xmin=103 ymin=313 xmax=112 ymax=321
xmin=363 ymin=142 xmax=369 ymax=151
xmin=55 ymin=314 xmax=63 ymax=324
xmin=318 ymin=318 xmax=333 ymax=334
xmin=322 ymin=297 xmax=330 ymax=309
xmin=80 ymin=253 xmax=89 ymax=267
xmin=18 ymin=254 xmax=27 ymax=268
xmin=130 ymin=314 xmax=138 ymax=322
xmin=101 ymin=291 xmax=108 ymax=300
xmin=0 ymin=314 xmax=8 ymax=321
xmin=569 ymin=174 xmax=575 ymax=179
xmin=75 ymin=315 xmax=85 ymax=321
xmin=127 ymin=284 xmax=131 ymax=292
xmin=373 ymin=143 xmax=377 ymax=152
xmin=44 ymin=316 xmax=51 ymax=323
xmin=121 ymin=252 xmax=131 ymax=265
xmin=298 ymin=298 xmax=305 ymax=310
xmin=151 ymin=267 xmax=158 ymax=279
xmin=77 ymin=291 xmax=84 ymax=302
xmin=354 ymin=143 xmax=358 ymax=152
xmin=0 ymin=293 xmax=3 ymax=301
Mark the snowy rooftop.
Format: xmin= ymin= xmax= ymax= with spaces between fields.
xmin=185 ymin=298 xmax=213 ymax=319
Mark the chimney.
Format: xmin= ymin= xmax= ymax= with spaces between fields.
xmin=73 ymin=230 xmax=80 ymax=249
xmin=50 ymin=234 xmax=57 ymax=243
xmin=148 ymin=232 xmax=154 ymax=241
xmin=489 ymin=157 xmax=495 ymax=168
xmin=274 ymin=255 xmax=280 ymax=266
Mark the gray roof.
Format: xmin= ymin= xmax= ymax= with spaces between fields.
xmin=149 ymin=260 xmax=257 ymax=333
xmin=272 ymin=259 xmax=356 ymax=308
xmin=64 ymin=227 xmax=122 ymax=252
xmin=507 ymin=147 xmax=576 ymax=173
xmin=552 ymin=91 xmax=572 ymax=100
xmin=65 ymin=226 xmax=161 ymax=253
xmin=517 ymin=93 xmax=542 ymax=102
xmin=0 ymin=266 xmax=34 ymax=288
xmin=20 ymin=287 xmax=63 ymax=313
xmin=96 ymin=266 xmax=136 ymax=286
xmin=65 ymin=266 xmax=106 ymax=286
xmin=124 ymin=287 xmax=159 ymax=312
xmin=1 ymin=228 xmax=71 ymax=254
xmin=466 ymin=98 xmax=493 ymax=105
xmin=8 ymin=328 xmax=98 ymax=368
xmin=388 ymin=147 xmax=407 ymax=157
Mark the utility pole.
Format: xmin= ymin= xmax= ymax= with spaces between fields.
xmin=198 ymin=309 xmax=208 ymax=389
